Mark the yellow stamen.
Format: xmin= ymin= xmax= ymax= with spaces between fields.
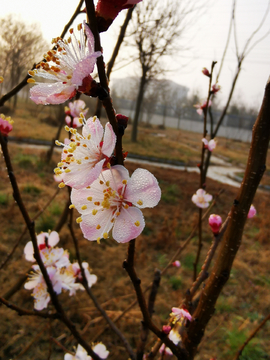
xmin=81 ymin=205 xmax=87 ymax=210
xmin=96 ymin=224 xmax=101 ymax=229
xmin=87 ymin=197 xmax=92 ymax=201
xmin=137 ymin=200 xmax=143 ymax=206
xmin=58 ymin=182 xmax=65 ymax=188
xmin=97 ymin=237 xmax=101 ymax=244
xmin=64 ymin=169 xmax=71 ymax=173
xmin=27 ymin=78 xmax=35 ymax=83
xmin=69 ymin=204 xmax=75 ymax=209
xmin=122 ymin=180 xmax=127 ymax=185
xmin=103 ymin=232 xmax=108 ymax=239
xmin=134 ymin=221 xmax=140 ymax=227
xmin=106 ymin=181 xmax=110 ymax=186
xmin=92 ymin=209 xmax=98 ymax=215
xmin=76 ymin=217 xmax=82 ymax=223
xmin=77 ymin=23 xmax=82 ymax=31
xmin=94 ymin=202 xmax=100 ymax=206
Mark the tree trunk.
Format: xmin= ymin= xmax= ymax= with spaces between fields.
xmin=131 ymin=71 xmax=147 ymax=142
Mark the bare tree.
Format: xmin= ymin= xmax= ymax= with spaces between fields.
xmin=128 ymin=0 xmax=196 ymax=142
xmin=0 ymin=15 xmax=48 ymax=108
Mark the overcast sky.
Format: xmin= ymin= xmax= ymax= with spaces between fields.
xmin=2 ymin=0 xmax=270 ymax=109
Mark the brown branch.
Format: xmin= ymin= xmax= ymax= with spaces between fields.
xmin=0 ymin=134 xmax=101 ymax=360
xmin=91 ymin=193 xmax=221 ymax=342
xmin=137 ymin=269 xmax=161 ymax=360
xmin=0 ymin=187 xmax=60 ymax=270
xmin=85 ymin=0 xmax=123 ymax=165
xmin=233 ymin=312 xmax=270 ymax=360
xmin=182 ymin=78 xmax=270 ymax=359
xmin=95 ymin=6 xmax=135 ymax=118
xmin=188 ymin=216 xmax=230 ymax=302
xmin=68 ymin=222 xmax=136 ymax=360
xmin=0 ymin=296 xmax=60 ymax=319
xmin=50 ymin=337 xmax=75 ymax=356
xmin=0 ymin=0 xmax=84 ymax=107
xmin=123 ymin=240 xmax=188 ymax=359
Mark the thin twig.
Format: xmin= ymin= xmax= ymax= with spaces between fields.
xmin=233 ymin=312 xmax=270 ymax=360
xmin=123 ymin=240 xmax=188 ymax=359
xmin=50 ymin=337 xmax=75 ymax=356
xmin=95 ymin=7 xmax=135 ymax=117
xmin=91 ymin=192 xmax=221 ymax=342
xmin=68 ymin=222 xmax=136 ymax=360
xmin=0 ymin=296 xmax=60 ymax=319
xmin=188 ymin=216 xmax=230 ymax=301
xmin=137 ymin=269 xmax=161 ymax=360
xmin=0 ymin=188 xmax=60 ymax=270
xmin=0 ymin=133 xmax=101 ymax=360
xmin=216 ymin=0 xmax=235 ymax=82
xmin=85 ymin=0 xmax=124 ymax=165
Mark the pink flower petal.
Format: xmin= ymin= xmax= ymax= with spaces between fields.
xmin=83 ymin=117 xmax=104 ymax=145
xmin=102 ymin=123 xmax=117 ymax=157
xmin=63 ymin=158 xmax=105 ymax=189
xmin=48 ymin=231 xmax=60 ymax=247
xmin=125 ymin=168 xmax=161 ymax=208
xmin=112 ymin=207 xmax=145 ymax=243
xmin=80 ymin=208 xmax=113 ymax=241
xmin=30 ymin=83 xmax=76 ymax=105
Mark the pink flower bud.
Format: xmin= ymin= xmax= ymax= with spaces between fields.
xmin=0 ymin=114 xmax=13 ymax=136
xmin=247 ymin=204 xmax=256 ymax=219
xmin=162 ymin=325 xmax=171 ymax=334
xmin=172 ymin=260 xmax=181 ymax=268
xmin=212 ymin=84 xmax=221 ymax=94
xmin=116 ymin=114 xmax=129 ymax=129
xmin=209 ymin=214 xmax=222 ymax=235
xmin=202 ymin=67 xmax=210 ymax=77
xmin=96 ymin=0 xmax=142 ymax=32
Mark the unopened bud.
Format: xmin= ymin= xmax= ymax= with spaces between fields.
xmin=172 ymin=260 xmax=181 ymax=268
xmin=209 ymin=214 xmax=222 ymax=235
xmin=247 ymin=204 xmax=256 ymax=219
xmin=202 ymin=67 xmax=210 ymax=77
xmin=162 ymin=325 xmax=171 ymax=334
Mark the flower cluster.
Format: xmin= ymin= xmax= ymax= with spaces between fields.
xmin=54 ymin=116 xmax=161 ymax=244
xmin=0 ymin=114 xmax=14 ymax=136
xmin=28 ymin=22 xmax=101 ymax=105
xmin=65 ymin=100 xmax=88 ymax=128
xmin=24 ymin=231 xmax=97 ymax=310
xmin=64 ymin=343 xmax=109 ymax=360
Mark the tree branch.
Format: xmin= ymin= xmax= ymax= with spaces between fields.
xmin=183 ymin=77 xmax=270 ymax=359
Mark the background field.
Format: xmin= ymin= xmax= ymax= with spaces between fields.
xmin=0 ymin=99 xmax=270 ymax=359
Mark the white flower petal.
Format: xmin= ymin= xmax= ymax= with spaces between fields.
xmin=125 ymin=168 xmax=161 ymax=208
xmin=112 ymin=207 xmax=145 ymax=243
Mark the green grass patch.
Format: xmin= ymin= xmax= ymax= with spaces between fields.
xmin=181 ymin=253 xmax=196 ymax=271
xmin=169 ymin=275 xmax=182 ymax=290
xmin=223 ymin=326 xmax=268 ymax=359
xmin=23 ymin=184 xmax=42 ymax=195
xmin=0 ymin=193 xmax=9 ymax=206
xmin=36 ymin=215 xmax=55 ymax=233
